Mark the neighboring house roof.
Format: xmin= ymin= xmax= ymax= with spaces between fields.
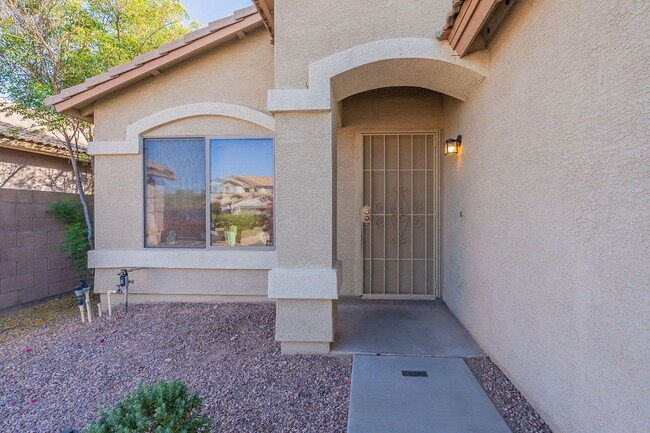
xmin=232 ymin=176 xmax=273 ymax=188
xmin=0 ymin=119 xmax=87 ymax=159
xmin=221 ymin=176 xmax=273 ymax=189
xmin=45 ymin=6 xmax=265 ymax=122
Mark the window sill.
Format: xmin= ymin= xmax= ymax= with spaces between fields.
xmin=88 ymin=249 xmax=277 ymax=270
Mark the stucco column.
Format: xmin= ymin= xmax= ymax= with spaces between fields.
xmin=269 ymin=110 xmax=339 ymax=354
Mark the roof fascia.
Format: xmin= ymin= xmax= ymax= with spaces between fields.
xmin=440 ymin=0 xmax=499 ymax=57
xmin=252 ymin=0 xmax=274 ymax=41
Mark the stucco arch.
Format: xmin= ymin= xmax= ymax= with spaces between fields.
xmin=268 ymin=38 xmax=488 ymax=112
xmin=89 ymin=102 xmax=275 ymax=155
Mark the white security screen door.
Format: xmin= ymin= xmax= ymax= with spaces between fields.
xmin=362 ymin=133 xmax=440 ymax=298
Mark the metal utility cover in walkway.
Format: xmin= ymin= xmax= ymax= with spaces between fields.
xmin=347 ymin=355 xmax=511 ymax=433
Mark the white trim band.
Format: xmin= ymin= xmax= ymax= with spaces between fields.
xmin=89 ymin=249 xmax=277 ymax=270
xmin=89 ymin=102 xmax=276 ymax=155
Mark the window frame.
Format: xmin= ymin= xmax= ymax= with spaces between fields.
xmin=142 ymin=135 xmax=275 ymax=251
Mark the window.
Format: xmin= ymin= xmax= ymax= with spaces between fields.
xmin=145 ymin=139 xmax=206 ymax=248
xmin=144 ymin=137 xmax=274 ymax=249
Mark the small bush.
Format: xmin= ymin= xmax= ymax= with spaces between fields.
xmin=49 ymin=199 xmax=91 ymax=277
xmin=83 ymin=380 xmax=211 ymax=433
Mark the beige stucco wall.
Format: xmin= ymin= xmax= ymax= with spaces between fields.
xmin=93 ymin=28 xmax=273 ymax=141
xmin=90 ymin=28 xmax=274 ymax=298
xmin=95 ymin=268 xmax=268 ymax=298
xmin=442 ymin=1 xmax=650 ymax=433
xmin=336 ymin=87 xmax=444 ymax=295
xmin=274 ymin=0 xmax=451 ymax=89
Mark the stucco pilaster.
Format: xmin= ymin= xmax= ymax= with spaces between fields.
xmin=274 ymin=111 xmax=336 ymax=268
xmin=271 ymin=109 xmax=339 ymax=353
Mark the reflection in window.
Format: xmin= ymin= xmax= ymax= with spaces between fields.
xmin=210 ymin=139 xmax=273 ymax=247
xmin=144 ymin=139 xmax=206 ymax=248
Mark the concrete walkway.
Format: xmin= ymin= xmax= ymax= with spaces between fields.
xmin=338 ymin=299 xmax=510 ymax=432
xmin=347 ymin=355 xmax=511 ymax=433
xmin=332 ymin=299 xmax=484 ymax=357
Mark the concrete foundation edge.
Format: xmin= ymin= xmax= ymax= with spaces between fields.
xmin=99 ymin=292 xmax=270 ymax=311
xmin=281 ymin=341 xmax=331 ymax=355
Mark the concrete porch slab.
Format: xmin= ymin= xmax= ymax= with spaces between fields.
xmin=347 ymin=355 xmax=511 ymax=433
xmin=331 ymin=299 xmax=484 ymax=357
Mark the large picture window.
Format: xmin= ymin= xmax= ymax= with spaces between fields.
xmin=144 ymin=137 xmax=274 ymax=249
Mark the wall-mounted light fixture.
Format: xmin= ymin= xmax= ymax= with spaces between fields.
xmin=444 ymin=135 xmax=462 ymax=155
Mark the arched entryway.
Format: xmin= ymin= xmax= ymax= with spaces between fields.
xmin=268 ymin=38 xmax=487 ymax=354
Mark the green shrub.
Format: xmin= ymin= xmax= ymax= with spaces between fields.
xmin=211 ymin=213 xmax=261 ymax=232
xmin=83 ymin=380 xmax=211 ymax=433
xmin=49 ymin=199 xmax=91 ymax=278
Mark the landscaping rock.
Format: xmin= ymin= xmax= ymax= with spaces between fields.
xmin=0 ymin=302 xmax=351 ymax=432
xmin=466 ymin=357 xmax=553 ymax=433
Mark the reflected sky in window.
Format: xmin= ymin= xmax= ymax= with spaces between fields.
xmin=210 ymin=139 xmax=273 ymax=181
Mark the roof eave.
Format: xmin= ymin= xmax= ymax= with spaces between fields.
xmin=252 ymin=0 xmax=274 ymax=41
xmin=48 ymin=10 xmax=264 ymax=122
xmin=438 ymin=0 xmax=515 ymax=57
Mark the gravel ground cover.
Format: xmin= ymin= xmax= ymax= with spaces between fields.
xmin=0 ymin=300 xmax=351 ymax=433
xmin=466 ymin=357 xmax=553 ymax=433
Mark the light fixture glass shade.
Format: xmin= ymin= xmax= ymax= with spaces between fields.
xmin=444 ymin=135 xmax=461 ymax=155
xmin=444 ymin=141 xmax=459 ymax=155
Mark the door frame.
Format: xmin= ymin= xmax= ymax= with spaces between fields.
xmin=353 ymin=130 xmax=442 ymax=300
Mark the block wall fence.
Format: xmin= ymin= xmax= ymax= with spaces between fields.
xmin=0 ymin=188 xmax=91 ymax=310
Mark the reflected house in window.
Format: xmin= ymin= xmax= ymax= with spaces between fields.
xmin=145 ymin=161 xmax=176 ymax=247
xmin=211 ymin=175 xmax=273 ymax=247
xmin=217 ymin=175 xmax=273 ymax=213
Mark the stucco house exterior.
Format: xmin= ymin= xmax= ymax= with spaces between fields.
xmin=46 ymin=1 xmax=649 ymax=432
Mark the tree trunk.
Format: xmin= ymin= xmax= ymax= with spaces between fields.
xmin=64 ymin=141 xmax=94 ymax=250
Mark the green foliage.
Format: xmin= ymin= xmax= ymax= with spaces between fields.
xmin=49 ymin=199 xmax=91 ymax=277
xmin=83 ymin=380 xmax=211 ymax=433
xmin=212 ymin=214 xmax=261 ymax=232
xmin=0 ymin=0 xmax=196 ymax=103
xmin=0 ymin=0 xmax=197 ymax=143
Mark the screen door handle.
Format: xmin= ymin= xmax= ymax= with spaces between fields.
xmin=362 ymin=206 xmax=371 ymax=224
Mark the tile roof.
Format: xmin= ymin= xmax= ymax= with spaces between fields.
xmin=233 ymin=176 xmax=273 ymax=187
xmin=0 ymin=120 xmax=87 ymax=158
xmin=45 ymin=6 xmax=264 ymax=119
